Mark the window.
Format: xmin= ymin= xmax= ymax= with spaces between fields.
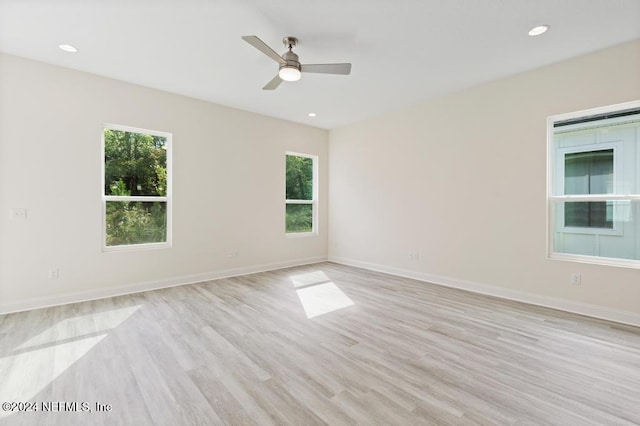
xmin=548 ymin=101 xmax=640 ymax=266
xmin=563 ymin=148 xmax=614 ymax=229
xmin=102 ymin=125 xmax=171 ymax=250
xmin=285 ymin=152 xmax=317 ymax=234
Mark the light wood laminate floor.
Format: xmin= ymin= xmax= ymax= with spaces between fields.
xmin=1 ymin=262 xmax=639 ymax=425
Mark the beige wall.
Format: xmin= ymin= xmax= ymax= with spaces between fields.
xmin=2 ymin=41 xmax=639 ymax=321
xmin=0 ymin=54 xmax=328 ymax=312
xmin=328 ymin=40 xmax=640 ymax=319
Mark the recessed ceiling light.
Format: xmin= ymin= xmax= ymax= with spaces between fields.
xmin=308 ymin=113 xmax=317 ymax=117
xmin=58 ymin=44 xmax=78 ymax=53
xmin=528 ymin=25 xmax=550 ymax=37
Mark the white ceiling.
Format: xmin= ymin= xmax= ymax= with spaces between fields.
xmin=1 ymin=0 xmax=639 ymax=129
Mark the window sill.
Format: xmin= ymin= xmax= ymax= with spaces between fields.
xmin=286 ymin=231 xmax=317 ymax=239
xmin=549 ymin=252 xmax=640 ymax=269
xmin=103 ymin=241 xmax=171 ymax=253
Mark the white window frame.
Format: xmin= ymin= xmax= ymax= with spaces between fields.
xmin=285 ymin=151 xmax=318 ymax=237
xmin=102 ymin=124 xmax=172 ymax=252
xmin=547 ymin=100 xmax=640 ymax=268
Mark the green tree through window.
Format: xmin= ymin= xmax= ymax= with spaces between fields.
xmin=104 ymin=129 xmax=167 ymax=196
xmin=285 ymin=154 xmax=315 ymax=233
xmin=103 ymin=127 xmax=170 ymax=247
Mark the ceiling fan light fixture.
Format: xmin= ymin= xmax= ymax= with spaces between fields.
xmin=279 ymin=66 xmax=301 ymax=82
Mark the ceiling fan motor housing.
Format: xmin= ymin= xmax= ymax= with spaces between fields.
xmin=281 ymin=50 xmax=301 ymax=71
xmin=281 ymin=37 xmax=301 ymax=71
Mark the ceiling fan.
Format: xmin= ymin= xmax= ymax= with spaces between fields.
xmin=241 ymin=35 xmax=352 ymax=90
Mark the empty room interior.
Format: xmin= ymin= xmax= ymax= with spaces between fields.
xmin=1 ymin=0 xmax=640 ymax=424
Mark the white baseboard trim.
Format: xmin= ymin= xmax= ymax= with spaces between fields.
xmin=0 ymin=256 xmax=327 ymax=315
xmin=329 ymin=256 xmax=640 ymax=328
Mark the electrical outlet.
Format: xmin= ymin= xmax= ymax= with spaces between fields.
xmin=227 ymin=250 xmax=239 ymax=258
xmin=571 ymin=273 xmax=581 ymax=285
xmin=408 ymin=250 xmax=419 ymax=261
xmin=10 ymin=208 xmax=27 ymax=220
xmin=48 ymin=269 xmax=60 ymax=280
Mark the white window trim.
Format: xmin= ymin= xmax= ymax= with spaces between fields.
xmin=102 ymin=123 xmax=173 ymax=252
xmin=546 ymin=100 xmax=640 ymax=268
xmin=285 ymin=151 xmax=318 ymax=237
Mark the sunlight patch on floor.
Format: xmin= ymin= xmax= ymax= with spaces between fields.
xmin=291 ymin=271 xmax=354 ymax=319
xmin=0 ymin=335 xmax=107 ymax=417
xmin=15 ymin=305 xmax=141 ymax=351
xmin=0 ymin=305 xmax=141 ymax=416
xmin=290 ymin=270 xmax=331 ymax=288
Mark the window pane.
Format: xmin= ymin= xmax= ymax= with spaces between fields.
xmin=106 ymin=201 xmax=167 ymax=246
xmin=565 ymin=201 xmax=613 ymax=229
xmin=553 ymin=200 xmax=637 ymax=260
xmin=286 ymin=204 xmax=313 ymax=233
xmin=286 ymin=155 xmax=313 ymax=200
xmin=104 ymin=129 xmax=167 ymax=196
xmin=564 ymin=149 xmax=613 ymax=195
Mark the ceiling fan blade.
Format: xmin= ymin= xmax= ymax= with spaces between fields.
xmin=301 ymin=63 xmax=352 ymax=75
xmin=263 ymin=75 xmax=283 ymax=90
xmin=242 ymin=35 xmax=286 ymax=65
